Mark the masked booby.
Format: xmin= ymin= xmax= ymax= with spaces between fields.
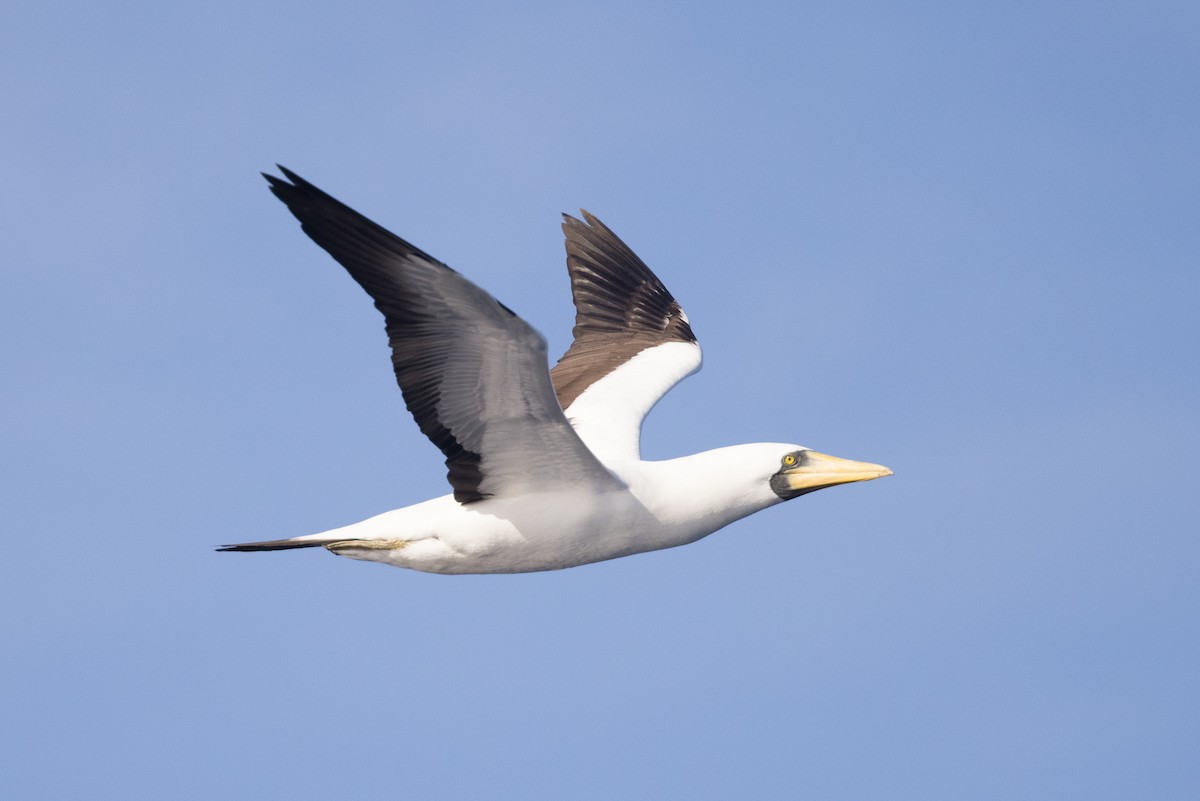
xmin=219 ymin=168 xmax=891 ymax=573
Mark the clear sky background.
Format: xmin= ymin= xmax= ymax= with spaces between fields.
xmin=3 ymin=2 xmax=1198 ymax=799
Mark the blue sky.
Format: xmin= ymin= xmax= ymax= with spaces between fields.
xmin=3 ymin=2 xmax=1198 ymax=798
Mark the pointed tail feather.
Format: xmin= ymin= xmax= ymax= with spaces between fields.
xmin=217 ymin=538 xmax=334 ymax=552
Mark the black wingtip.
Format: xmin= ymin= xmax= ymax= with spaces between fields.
xmin=262 ymin=165 xmax=317 ymax=196
xmin=261 ymin=168 xmax=295 ymax=204
xmin=274 ymin=164 xmax=308 ymax=186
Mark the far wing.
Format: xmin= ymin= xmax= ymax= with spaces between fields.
xmin=551 ymin=212 xmax=702 ymax=463
xmin=265 ymin=169 xmax=623 ymax=503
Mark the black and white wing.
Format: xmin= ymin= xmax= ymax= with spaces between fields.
xmin=550 ymin=212 xmax=703 ymax=463
xmin=264 ymin=168 xmax=622 ymax=503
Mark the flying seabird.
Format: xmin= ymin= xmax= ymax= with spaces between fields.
xmin=220 ymin=168 xmax=892 ymax=574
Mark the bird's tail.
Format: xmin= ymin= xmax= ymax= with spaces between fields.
xmin=216 ymin=538 xmax=337 ymax=552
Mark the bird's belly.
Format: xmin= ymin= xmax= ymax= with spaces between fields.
xmin=350 ymin=490 xmax=687 ymax=574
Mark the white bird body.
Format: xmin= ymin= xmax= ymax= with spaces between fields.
xmin=300 ymin=443 xmax=792 ymax=574
xmin=221 ymin=169 xmax=891 ymax=574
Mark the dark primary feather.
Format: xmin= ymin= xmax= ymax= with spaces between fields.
xmin=552 ymin=211 xmax=698 ymax=409
xmin=263 ymin=167 xmax=619 ymax=503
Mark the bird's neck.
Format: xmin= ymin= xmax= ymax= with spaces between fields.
xmin=620 ymin=446 xmax=783 ymax=537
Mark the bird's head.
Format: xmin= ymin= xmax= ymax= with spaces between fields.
xmin=635 ymin=443 xmax=892 ymax=535
xmin=766 ymin=446 xmax=892 ymax=500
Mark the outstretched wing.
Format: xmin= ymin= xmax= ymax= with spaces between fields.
xmin=264 ymin=168 xmax=622 ymax=503
xmin=551 ymin=212 xmax=702 ymax=463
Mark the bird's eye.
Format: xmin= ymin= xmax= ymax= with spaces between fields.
xmin=783 ymin=454 xmax=797 ymax=466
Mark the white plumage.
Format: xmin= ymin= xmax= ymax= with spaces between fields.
xmin=220 ymin=168 xmax=891 ymax=574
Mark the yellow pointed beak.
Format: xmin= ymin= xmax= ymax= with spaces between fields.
xmin=780 ymin=450 xmax=893 ymax=494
